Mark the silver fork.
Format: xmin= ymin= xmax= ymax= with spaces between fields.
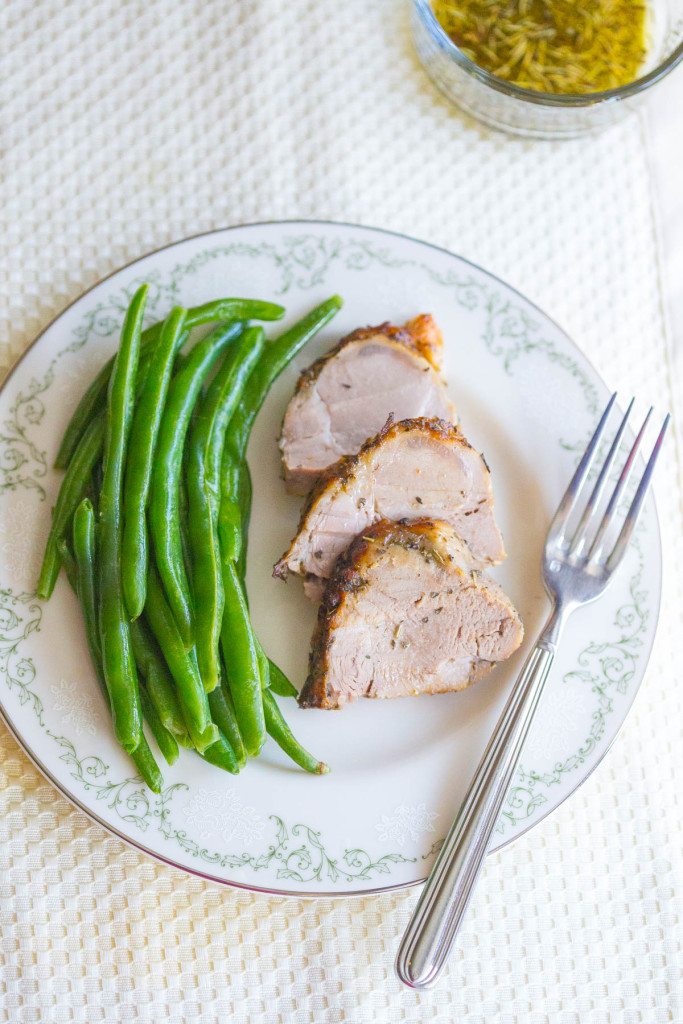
xmin=396 ymin=394 xmax=670 ymax=990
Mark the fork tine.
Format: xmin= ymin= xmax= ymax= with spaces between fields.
xmin=569 ymin=397 xmax=634 ymax=558
xmin=547 ymin=393 xmax=617 ymax=549
xmin=604 ymin=414 xmax=670 ymax=575
xmin=588 ymin=406 xmax=653 ymax=562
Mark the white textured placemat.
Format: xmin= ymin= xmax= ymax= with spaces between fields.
xmin=1 ymin=2 xmax=681 ymax=1021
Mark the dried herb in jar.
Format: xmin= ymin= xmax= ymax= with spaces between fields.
xmin=431 ymin=0 xmax=648 ymax=94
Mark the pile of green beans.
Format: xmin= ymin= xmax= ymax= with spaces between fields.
xmin=39 ymin=286 xmax=342 ymax=790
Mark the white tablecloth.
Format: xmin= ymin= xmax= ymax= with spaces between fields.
xmin=1 ymin=3 xmax=681 ymax=1021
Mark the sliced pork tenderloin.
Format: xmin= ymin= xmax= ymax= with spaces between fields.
xmin=275 ymin=417 xmax=506 ymax=593
xmin=299 ymin=519 xmax=523 ymax=709
xmin=279 ymin=315 xmax=456 ymax=494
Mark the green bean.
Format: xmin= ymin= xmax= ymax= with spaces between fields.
xmin=144 ymin=561 xmax=214 ymax=748
xmin=91 ymin=459 xmax=104 ymax=500
xmin=47 ymin=294 xmax=337 ymax=782
xmin=252 ymin=637 xmax=298 ymax=698
xmin=217 ymin=459 xmax=244 ymax=572
xmin=172 ymin=351 xmax=189 ymax=378
xmin=149 ymin=321 xmax=244 ymax=648
xmin=208 ymin=675 xmax=247 ymax=769
xmin=267 ymin=659 xmax=299 ymax=698
xmin=251 ymin=628 xmax=298 ymax=700
xmin=54 ymin=297 xmax=286 ymax=470
xmin=255 ymin=638 xmax=270 ymax=690
xmin=145 ymin=656 xmax=189 ymax=744
xmin=263 ymin=690 xmax=329 ymax=775
xmin=186 ymin=648 xmax=220 ymax=749
xmin=122 ymin=307 xmax=188 ymax=620
xmin=57 ymin=539 xmax=78 ymax=592
xmin=201 ymin=329 xmax=265 ymax=521
xmin=221 ymin=507 xmax=297 ymax=701
xmin=39 ymin=328 xmax=191 ymax=601
xmin=98 ymin=285 xmax=147 ymax=754
xmin=220 ymin=561 xmax=264 ymax=757
xmin=178 ymin=656 xmax=220 ymax=751
xmin=37 ymin=416 xmax=105 ymax=599
xmin=186 ymin=298 xmax=284 ymax=325
xmin=129 ymin=617 xmax=188 ymax=741
xmin=177 ymin=473 xmax=193 ymax=588
xmin=185 ymin=327 xmax=265 ymax=690
xmin=61 ymin=533 xmax=164 ymax=793
xmin=184 ymin=717 xmax=220 ymax=753
xmin=139 ymin=683 xmax=179 ymax=766
xmin=72 ymin=498 xmax=99 ymax=651
xmin=129 ymin=732 xmax=165 ymax=793
xmin=199 ymin=731 xmax=240 ymax=775
xmin=236 ymin=462 xmax=252 ymax=580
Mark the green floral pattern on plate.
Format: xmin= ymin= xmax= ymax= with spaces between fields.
xmin=0 ymin=230 xmax=654 ymax=886
xmin=0 ymin=531 xmax=648 ymax=882
xmin=0 ymin=235 xmax=599 ymax=498
xmin=498 ymin=536 xmax=647 ymax=832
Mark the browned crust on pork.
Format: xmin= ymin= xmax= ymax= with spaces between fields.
xmin=293 ymin=315 xmax=444 ymax=401
xmin=298 ymin=519 xmax=466 ymax=709
xmin=402 ymin=314 xmax=444 ymax=369
xmin=273 ymin=418 xmax=477 ymax=581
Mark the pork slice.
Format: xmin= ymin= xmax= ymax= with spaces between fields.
xmin=274 ymin=417 xmax=506 ymax=590
xmin=279 ymin=315 xmax=456 ymax=494
xmin=299 ymin=519 xmax=523 ymax=709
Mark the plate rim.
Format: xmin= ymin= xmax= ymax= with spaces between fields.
xmin=0 ymin=218 xmax=664 ymax=898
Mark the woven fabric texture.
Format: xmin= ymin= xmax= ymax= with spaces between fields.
xmin=1 ymin=2 xmax=681 ymax=1021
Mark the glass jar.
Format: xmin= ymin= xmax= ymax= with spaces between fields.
xmin=412 ymin=0 xmax=683 ymax=138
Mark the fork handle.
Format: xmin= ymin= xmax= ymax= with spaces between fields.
xmin=395 ymin=637 xmax=557 ymax=989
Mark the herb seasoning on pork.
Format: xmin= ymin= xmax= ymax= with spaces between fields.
xmin=299 ymin=520 xmax=523 ymax=709
xmin=279 ymin=316 xmax=456 ymax=494
xmin=275 ymin=417 xmax=506 ymax=594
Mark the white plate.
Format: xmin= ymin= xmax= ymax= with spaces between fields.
xmin=0 ymin=221 xmax=661 ymax=896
